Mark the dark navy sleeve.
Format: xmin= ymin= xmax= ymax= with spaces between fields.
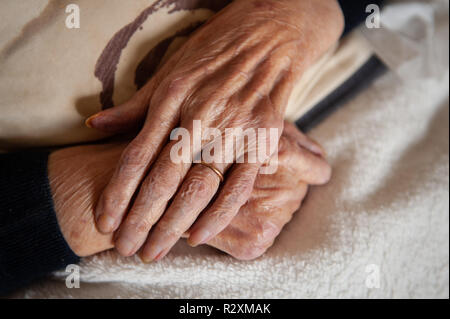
xmin=0 ymin=151 xmax=80 ymax=296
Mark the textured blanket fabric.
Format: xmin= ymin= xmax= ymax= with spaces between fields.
xmin=14 ymin=32 xmax=449 ymax=300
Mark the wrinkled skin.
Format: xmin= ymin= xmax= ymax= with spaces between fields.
xmin=49 ymin=122 xmax=331 ymax=260
xmin=86 ymin=0 xmax=344 ymax=261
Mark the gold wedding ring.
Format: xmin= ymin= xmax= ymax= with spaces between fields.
xmin=200 ymin=162 xmax=224 ymax=183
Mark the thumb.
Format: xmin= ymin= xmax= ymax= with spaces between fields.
xmin=85 ymin=98 xmax=148 ymax=133
xmin=86 ymin=77 xmax=157 ymax=133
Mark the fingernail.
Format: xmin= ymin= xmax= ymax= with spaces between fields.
xmin=140 ymin=248 xmax=168 ymax=263
xmin=139 ymin=251 xmax=152 ymax=264
xmin=85 ymin=113 xmax=101 ymax=128
xmin=154 ymin=249 xmax=169 ymax=261
xmin=115 ymin=236 xmax=136 ymax=257
xmin=96 ymin=214 xmax=117 ymax=233
xmin=142 ymin=244 xmax=165 ymax=262
xmin=188 ymin=229 xmax=211 ymax=247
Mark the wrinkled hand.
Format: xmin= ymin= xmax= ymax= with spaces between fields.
xmin=86 ymin=0 xmax=343 ymax=261
xmin=197 ymin=122 xmax=331 ymax=260
xmin=49 ymin=122 xmax=331 ymax=260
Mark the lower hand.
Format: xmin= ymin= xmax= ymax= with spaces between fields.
xmin=203 ymin=121 xmax=331 ymax=260
xmin=48 ymin=121 xmax=331 ymax=260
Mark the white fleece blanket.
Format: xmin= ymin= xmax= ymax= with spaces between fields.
xmin=12 ymin=1 xmax=450 ymax=299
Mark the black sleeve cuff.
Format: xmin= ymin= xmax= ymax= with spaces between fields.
xmin=0 ymin=151 xmax=80 ymax=296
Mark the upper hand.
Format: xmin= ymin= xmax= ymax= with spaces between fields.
xmin=86 ymin=0 xmax=343 ymax=260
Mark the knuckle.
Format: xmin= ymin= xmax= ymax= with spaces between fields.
xmin=258 ymin=220 xmax=280 ymax=244
xmin=155 ymin=219 xmax=182 ymax=238
xmin=209 ymin=208 xmax=230 ymax=221
xmin=157 ymin=156 xmax=179 ymax=175
xmin=141 ymin=164 xmax=181 ymax=201
xmin=233 ymin=242 xmax=268 ymax=261
xmin=224 ymin=178 xmax=254 ymax=204
xmin=139 ymin=174 xmax=159 ymax=195
xmin=126 ymin=214 xmax=154 ymax=235
xmin=165 ymin=76 xmax=188 ymax=97
xmin=141 ymin=174 xmax=166 ymax=201
xmin=120 ymin=144 xmax=149 ymax=170
xmin=249 ymin=218 xmax=275 ymax=240
xmin=208 ymin=214 xmax=231 ymax=234
xmin=99 ymin=194 xmax=126 ymax=218
xmin=182 ymin=176 xmax=212 ymax=201
xmin=208 ymin=208 xmax=237 ymax=232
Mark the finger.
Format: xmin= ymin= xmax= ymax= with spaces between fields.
xmin=187 ymin=163 xmax=260 ymax=247
xmin=113 ymin=103 xmax=229 ymax=255
xmin=238 ymin=49 xmax=293 ymax=109
xmin=94 ymin=62 xmax=199 ymax=234
xmin=282 ymin=121 xmax=326 ymax=157
xmin=207 ymin=184 xmax=308 ymax=260
xmin=85 ymin=99 xmax=146 ymax=133
xmin=86 ymin=78 xmax=157 ymax=133
xmin=95 ymin=105 xmax=179 ymax=234
xmin=286 ymin=144 xmax=331 ymax=185
xmin=112 ymin=136 xmax=192 ymax=255
xmin=136 ymin=164 xmax=221 ymax=261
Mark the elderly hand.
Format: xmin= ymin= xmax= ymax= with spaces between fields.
xmin=49 ymin=121 xmax=331 ymax=260
xmin=86 ymin=0 xmax=343 ymax=259
xmin=194 ymin=121 xmax=331 ymax=260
